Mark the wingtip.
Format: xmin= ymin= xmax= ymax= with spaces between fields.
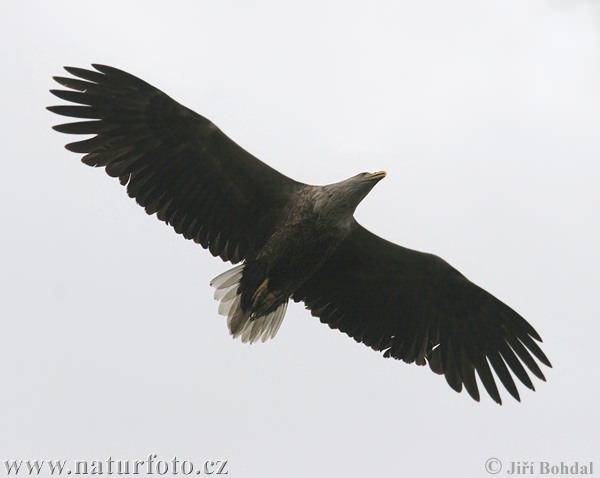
xmin=507 ymin=384 xmax=521 ymax=403
xmin=529 ymin=329 xmax=543 ymax=342
xmin=91 ymin=63 xmax=119 ymax=75
xmin=64 ymin=142 xmax=83 ymax=153
xmin=471 ymin=395 xmax=481 ymax=403
xmin=63 ymin=65 xmax=106 ymax=80
xmin=537 ymin=353 xmax=552 ymax=369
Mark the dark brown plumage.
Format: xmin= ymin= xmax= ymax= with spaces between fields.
xmin=49 ymin=64 xmax=551 ymax=404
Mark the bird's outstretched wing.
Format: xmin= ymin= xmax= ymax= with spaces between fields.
xmin=293 ymin=223 xmax=551 ymax=404
xmin=48 ymin=64 xmax=300 ymax=263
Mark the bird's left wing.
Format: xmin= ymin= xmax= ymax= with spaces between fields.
xmin=293 ymin=223 xmax=551 ymax=404
xmin=49 ymin=64 xmax=301 ymax=263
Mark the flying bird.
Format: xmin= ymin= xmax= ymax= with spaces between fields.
xmin=49 ymin=64 xmax=551 ymax=404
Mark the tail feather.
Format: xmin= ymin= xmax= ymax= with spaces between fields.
xmin=240 ymin=301 xmax=288 ymax=343
xmin=210 ymin=265 xmax=245 ymax=299
xmin=210 ymin=265 xmax=288 ymax=344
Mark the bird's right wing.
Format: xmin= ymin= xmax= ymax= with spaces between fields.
xmin=49 ymin=64 xmax=301 ymax=263
xmin=293 ymin=223 xmax=551 ymax=404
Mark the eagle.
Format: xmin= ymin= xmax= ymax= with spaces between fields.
xmin=49 ymin=64 xmax=551 ymax=404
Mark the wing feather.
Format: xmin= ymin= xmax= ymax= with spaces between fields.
xmin=49 ymin=64 xmax=301 ymax=262
xmin=294 ymin=223 xmax=551 ymax=404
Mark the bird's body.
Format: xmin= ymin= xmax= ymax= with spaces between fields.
xmin=221 ymin=174 xmax=385 ymax=341
xmin=49 ymin=64 xmax=551 ymax=404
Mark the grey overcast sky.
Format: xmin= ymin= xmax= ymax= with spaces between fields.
xmin=1 ymin=1 xmax=598 ymax=476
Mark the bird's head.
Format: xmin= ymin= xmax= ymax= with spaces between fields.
xmin=359 ymin=170 xmax=387 ymax=184
xmin=315 ymin=171 xmax=387 ymax=219
xmin=343 ymin=170 xmax=387 ymax=204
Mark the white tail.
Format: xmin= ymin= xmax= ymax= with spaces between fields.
xmin=210 ymin=265 xmax=288 ymax=344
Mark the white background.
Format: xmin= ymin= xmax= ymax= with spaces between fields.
xmin=1 ymin=1 xmax=598 ymax=476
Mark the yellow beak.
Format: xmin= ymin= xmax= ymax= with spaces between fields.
xmin=366 ymin=171 xmax=387 ymax=181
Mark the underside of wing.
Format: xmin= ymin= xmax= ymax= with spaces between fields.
xmin=49 ymin=64 xmax=301 ymax=263
xmin=293 ymin=223 xmax=551 ymax=404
